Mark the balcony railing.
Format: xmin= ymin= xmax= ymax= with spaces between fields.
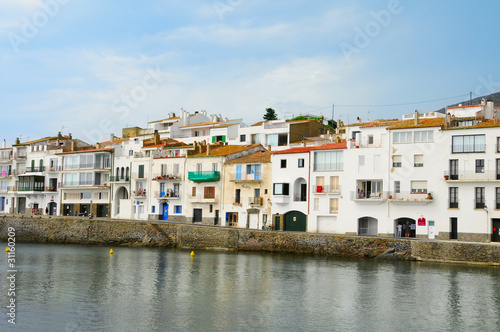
xmin=152 ymin=174 xmax=182 ymax=181
xmin=228 ymin=173 xmax=262 ymax=182
xmin=25 ymin=166 xmax=46 ymax=172
xmin=188 ymin=194 xmax=217 ymax=203
xmin=249 ymin=196 xmax=264 ymax=205
xmin=47 ymin=166 xmax=62 ymax=172
xmin=63 ymin=163 xmax=111 ymax=171
xmin=351 ymin=191 xmax=387 ymax=200
xmin=155 ymin=191 xmax=181 ymax=199
xmin=387 ymin=191 xmax=432 ymax=202
xmin=45 ymin=187 xmax=57 ymax=192
xmin=313 ymin=185 xmax=341 ymax=194
xmin=445 ymin=170 xmax=500 ymax=182
xmin=0 ymin=171 xmax=12 ymax=178
xmin=110 ymin=176 xmax=130 ymax=182
xmin=188 ymin=171 xmax=220 ymax=182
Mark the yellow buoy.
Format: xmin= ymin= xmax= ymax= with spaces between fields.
xmin=109 ymin=249 xmax=114 ymax=255
xmin=5 ymin=247 xmax=9 ymax=253
xmin=190 ymin=251 xmax=195 ymax=257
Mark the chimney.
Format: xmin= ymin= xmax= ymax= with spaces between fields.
xmin=96 ymin=143 xmax=101 ymax=149
xmin=15 ymin=138 xmax=20 ymax=145
xmin=414 ymin=110 xmax=419 ymax=126
xmin=485 ymin=100 xmax=494 ymax=119
xmin=154 ymin=131 xmax=160 ymax=145
xmin=68 ymin=133 xmax=72 ymax=140
xmin=71 ymin=140 xmax=76 ymax=151
xmin=2 ymin=139 xmax=6 ymax=149
xmin=110 ymin=133 xmax=115 ymax=143
xmin=357 ymin=116 xmax=362 ymax=123
xmin=445 ymin=110 xmax=451 ymax=129
xmin=207 ymin=144 xmax=210 ymax=156
xmin=57 ymin=131 xmax=63 ymax=139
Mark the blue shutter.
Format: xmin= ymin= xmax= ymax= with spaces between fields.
xmin=236 ymin=165 xmax=242 ymax=180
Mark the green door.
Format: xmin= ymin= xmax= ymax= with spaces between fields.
xmin=284 ymin=211 xmax=307 ymax=232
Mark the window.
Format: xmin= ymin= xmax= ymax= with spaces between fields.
xmin=497 ymin=137 xmax=500 ymax=152
xmin=138 ymin=165 xmax=145 ymax=178
xmin=414 ymin=130 xmax=434 ymax=143
xmin=414 ymin=154 xmax=424 ymax=167
xmin=80 ymin=155 xmax=94 ymax=169
xmin=273 ymin=183 xmax=289 ymax=195
xmin=411 ymin=180 xmax=427 ymax=193
xmin=192 ymin=187 xmax=196 ymax=197
xmin=368 ymin=135 xmax=374 ymax=144
xmin=330 ymin=176 xmax=339 ymax=192
xmin=394 ymin=181 xmax=400 ymax=194
xmin=393 ymin=131 xmax=412 ymax=144
xmin=152 ymin=206 xmax=156 ymax=213
xmin=313 ymin=198 xmax=319 ymax=211
xmin=314 ymin=151 xmax=343 ymax=171
xmin=212 ymin=135 xmax=226 ymax=143
xmin=475 ymin=187 xmax=485 ymax=209
xmin=204 ymin=186 xmax=215 ymax=199
xmin=298 ymin=158 xmax=304 ymax=168
xmin=450 ymin=159 xmax=458 ymax=180
xmin=392 ymin=155 xmax=402 ymax=167
xmin=280 ymin=159 xmax=287 ymax=168
xmin=449 ymin=187 xmax=458 ymax=208
xmin=212 ymin=163 xmax=218 ymax=172
xmin=240 ymin=134 xmax=246 ymax=142
xmin=64 ymin=173 xmax=78 ymax=186
xmin=235 ymin=189 xmax=241 ymax=204
xmin=330 ymin=198 xmax=339 ymax=214
xmin=476 ymin=159 xmax=485 ymax=173
xmin=246 ymin=164 xmax=261 ymax=180
xmin=452 ymin=135 xmax=485 ymax=153
xmin=316 ymin=176 xmax=324 ymax=193
xmin=79 ymin=172 xmax=93 ymax=186
xmin=497 ymin=159 xmax=500 ymax=180
xmin=175 ymin=205 xmax=182 ymax=213
xmin=496 ymin=188 xmax=500 ymax=209
xmin=80 ymin=192 xmax=91 ymax=199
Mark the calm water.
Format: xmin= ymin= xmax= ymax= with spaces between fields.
xmin=1 ymin=242 xmax=500 ymax=332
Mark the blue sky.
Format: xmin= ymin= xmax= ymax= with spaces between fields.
xmin=1 ymin=0 xmax=500 ymax=145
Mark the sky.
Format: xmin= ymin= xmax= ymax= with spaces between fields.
xmin=1 ymin=0 xmax=500 ymax=146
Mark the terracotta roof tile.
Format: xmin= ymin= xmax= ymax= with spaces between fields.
xmin=225 ymin=150 xmax=271 ymax=164
xmin=386 ymin=118 xmax=445 ymax=130
xmin=57 ymin=147 xmax=114 ymax=154
xmin=189 ymin=144 xmax=261 ymax=157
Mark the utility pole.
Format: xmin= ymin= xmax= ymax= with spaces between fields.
xmin=331 ymin=104 xmax=334 ymax=129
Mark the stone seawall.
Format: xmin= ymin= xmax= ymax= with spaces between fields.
xmin=1 ymin=216 xmax=500 ymax=265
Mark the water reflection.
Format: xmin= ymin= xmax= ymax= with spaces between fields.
xmin=1 ymin=243 xmax=500 ymax=331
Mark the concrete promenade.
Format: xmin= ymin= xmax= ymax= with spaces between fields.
xmin=1 ymin=215 xmax=500 ymax=265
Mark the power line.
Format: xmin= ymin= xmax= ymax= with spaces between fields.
xmin=302 ymin=93 xmax=471 ymax=115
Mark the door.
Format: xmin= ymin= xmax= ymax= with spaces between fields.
xmin=450 ymin=217 xmax=458 ymax=239
xmin=162 ymin=204 xmax=169 ymax=220
xmin=300 ymin=183 xmax=307 ymax=201
xmin=214 ymin=210 xmax=219 ymax=225
xmin=492 ymin=219 xmax=500 ymax=242
xmin=193 ymin=208 xmax=202 ymax=223
xmin=49 ymin=202 xmax=57 ymax=215
xmin=18 ymin=197 xmax=26 ymax=214
xmin=274 ymin=215 xmax=281 ymax=230
xmin=284 ymin=211 xmax=307 ymax=232
xmin=249 ymin=213 xmax=259 ymax=229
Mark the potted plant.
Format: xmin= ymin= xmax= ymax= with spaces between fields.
xmin=427 ymin=192 xmax=432 ymax=200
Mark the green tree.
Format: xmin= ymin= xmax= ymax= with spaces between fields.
xmin=263 ymin=108 xmax=278 ymax=120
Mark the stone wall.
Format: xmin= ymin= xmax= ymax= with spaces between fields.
xmin=1 ymin=215 xmax=500 ymax=264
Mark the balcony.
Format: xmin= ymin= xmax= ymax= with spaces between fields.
xmin=110 ymin=176 xmax=130 ymax=182
xmin=188 ymin=194 xmax=217 ymax=203
xmin=272 ymin=195 xmax=290 ymax=204
xmin=155 ymin=190 xmax=181 ymax=199
xmin=47 ymin=166 xmax=62 ymax=172
xmin=350 ymin=191 xmax=387 ymax=204
xmin=249 ymin=196 xmax=264 ymax=206
xmin=44 ymin=187 xmax=58 ymax=192
xmin=349 ymin=140 xmax=384 ymax=149
xmin=133 ymin=189 xmax=147 ymax=198
xmin=229 ymin=173 xmax=261 ymax=182
xmin=387 ymin=191 xmax=433 ymax=205
xmin=444 ymin=170 xmax=500 ymax=182
xmin=188 ymin=171 xmax=220 ymax=182
xmin=313 ymin=185 xmax=341 ymax=194
xmin=62 ymin=163 xmax=111 ymax=171
xmin=152 ymin=174 xmax=183 ymax=181
xmin=11 ymin=153 xmax=27 ymax=159
xmin=25 ymin=166 xmax=46 ymax=173
xmin=0 ymin=170 xmax=12 ymax=178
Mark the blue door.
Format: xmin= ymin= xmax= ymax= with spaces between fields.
xmin=162 ymin=204 xmax=168 ymax=220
